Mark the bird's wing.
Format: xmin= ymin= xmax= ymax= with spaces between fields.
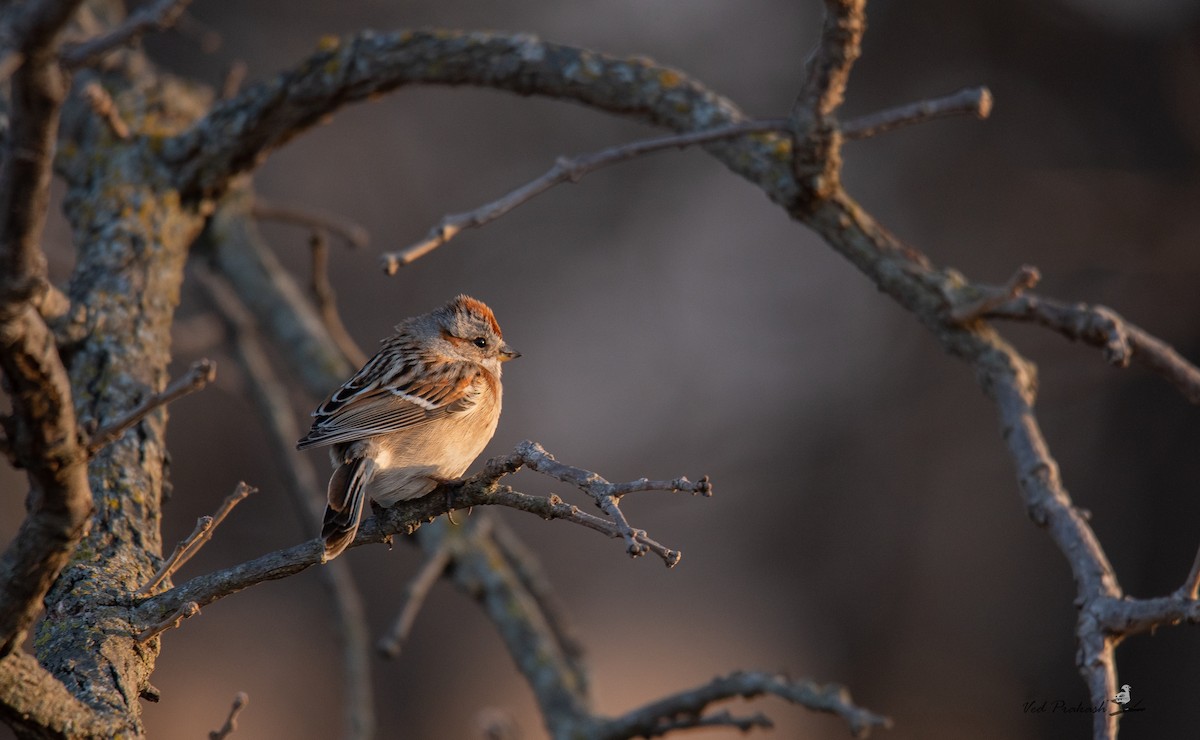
xmin=297 ymin=358 xmax=485 ymax=449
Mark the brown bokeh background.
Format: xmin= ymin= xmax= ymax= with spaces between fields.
xmin=4 ymin=0 xmax=1200 ymax=738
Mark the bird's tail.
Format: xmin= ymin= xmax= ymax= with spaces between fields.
xmin=322 ymin=455 xmax=376 ymax=560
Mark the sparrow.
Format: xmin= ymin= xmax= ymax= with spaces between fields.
xmin=298 ymin=295 xmax=518 ymax=559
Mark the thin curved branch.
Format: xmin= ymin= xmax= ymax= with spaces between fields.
xmin=987 ymin=293 xmax=1200 ymax=404
xmin=597 ymin=671 xmax=890 ymax=740
xmin=380 ymin=119 xmax=790 ymax=272
xmin=87 ymin=358 xmax=216 ymax=454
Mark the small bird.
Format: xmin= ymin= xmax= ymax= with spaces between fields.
xmin=1112 ymin=684 xmax=1131 ymax=706
xmin=298 ymin=295 xmax=519 ymax=559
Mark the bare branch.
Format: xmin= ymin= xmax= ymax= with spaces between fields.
xmin=222 ymin=60 xmax=248 ymax=100
xmin=200 ymin=186 xmax=355 ymax=398
xmin=137 ymin=442 xmax=704 ymax=619
xmin=788 ymin=0 xmax=866 ymax=200
xmin=0 ymin=0 xmax=93 ymax=659
xmin=377 ymin=542 xmax=452 ymax=658
xmin=842 ymin=86 xmax=993 ymax=141
xmin=136 ymin=482 xmax=254 ymax=596
xmin=987 ymin=294 xmax=1200 ymax=403
xmin=1178 ymin=545 xmax=1200 ymax=600
xmin=137 ymin=600 xmax=200 ymax=643
xmin=209 ymin=692 xmax=249 ymax=740
xmin=138 ymin=515 xmax=213 ymax=594
xmin=61 ymin=0 xmax=194 ymax=69
xmin=80 ymin=81 xmax=130 ymax=139
xmin=194 ymin=264 xmax=375 ymax=740
xmin=308 ymin=230 xmax=369 ymax=367
xmin=488 ymin=520 xmax=589 ymax=684
xmin=598 ymin=671 xmax=890 ymax=740
xmin=164 ymin=31 xmax=789 ymax=203
xmin=948 ymin=264 xmax=1040 ymax=324
xmin=496 ymin=440 xmax=709 ymax=561
xmin=87 ymin=358 xmax=217 ymax=455
xmin=792 ymin=0 xmax=867 ymax=123
xmin=252 ymin=198 xmax=370 ymax=250
xmin=433 ymin=516 xmax=592 ymax=733
xmin=0 ymin=650 xmax=119 ymax=737
xmin=640 ymin=709 xmax=773 ymax=736
xmin=380 ymin=120 xmax=788 ymax=272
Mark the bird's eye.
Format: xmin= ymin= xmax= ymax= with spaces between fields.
xmin=472 ymin=337 xmax=488 ymax=348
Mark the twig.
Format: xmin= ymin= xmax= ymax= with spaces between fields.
xmin=379 ymin=119 xmax=789 ymax=272
xmin=251 ymin=198 xmax=370 ymax=250
xmin=222 ymin=60 xmax=248 ymax=100
xmin=61 ymin=0 xmax=194 ymax=69
xmin=948 ymin=264 xmax=1040 ymax=324
xmin=987 ymin=294 xmax=1200 ymax=403
xmin=88 ymin=358 xmax=216 ymax=454
xmin=208 ymin=691 xmax=249 ymax=740
xmin=497 ymin=440 xmax=710 ymax=561
xmin=598 ymin=671 xmax=890 ymax=740
xmin=136 ymin=601 xmax=199 ymax=642
xmin=135 ymin=482 xmax=255 ymax=596
xmin=201 ymin=186 xmax=355 ymax=398
xmin=377 ymin=540 xmax=453 ymax=658
xmin=308 ymin=230 xmax=369 ymax=367
xmin=194 ymin=265 xmax=375 ymax=740
xmin=842 ymin=86 xmax=993 ymax=141
xmin=1177 ymin=545 xmax=1200 ymax=600
xmin=81 ymin=81 xmax=130 ymax=139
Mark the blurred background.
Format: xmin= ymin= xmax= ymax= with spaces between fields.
xmin=4 ymin=0 xmax=1200 ymax=737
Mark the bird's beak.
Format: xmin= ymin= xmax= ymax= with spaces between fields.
xmin=500 ymin=343 xmax=521 ymax=362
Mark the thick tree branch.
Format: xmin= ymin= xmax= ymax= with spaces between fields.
xmin=163 ymin=31 xmax=792 ymax=202
xmin=788 ymin=0 xmax=866 ymax=201
xmin=0 ymin=0 xmax=93 ymax=660
xmin=0 ymin=650 xmax=120 ymax=738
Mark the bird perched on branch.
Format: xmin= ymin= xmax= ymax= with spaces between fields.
xmin=298 ymin=295 xmax=519 ymax=559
